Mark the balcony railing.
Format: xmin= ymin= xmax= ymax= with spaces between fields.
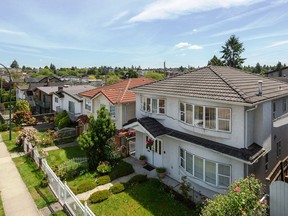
xmin=35 ymin=99 xmax=51 ymax=109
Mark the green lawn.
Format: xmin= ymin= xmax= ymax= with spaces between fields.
xmin=0 ymin=192 xmax=4 ymax=216
xmin=13 ymin=156 xmax=57 ymax=209
xmin=0 ymin=131 xmax=20 ymax=152
xmin=89 ymin=179 xmax=197 ymax=216
xmin=46 ymin=146 xmax=86 ymax=167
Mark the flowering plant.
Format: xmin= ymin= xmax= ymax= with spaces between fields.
xmin=146 ymin=138 xmax=154 ymax=148
xmin=127 ymin=130 xmax=136 ymax=138
xmin=97 ymin=161 xmax=112 ymax=174
xmin=16 ymin=128 xmax=40 ymax=147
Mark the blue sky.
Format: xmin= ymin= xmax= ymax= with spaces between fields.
xmin=0 ymin=0 xmax=288 ymax=69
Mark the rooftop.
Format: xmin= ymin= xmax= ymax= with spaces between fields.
xmin=132 ymin=66 xmax=288 ymax=104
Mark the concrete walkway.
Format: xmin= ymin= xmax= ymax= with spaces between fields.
xmin=0 ymin=136 xmax=40 ymax=216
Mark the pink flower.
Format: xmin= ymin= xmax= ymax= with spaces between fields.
xmin=235 ymin=187 xmax=241 ymax=192
xmin=261 ymin=200 xmax=266 ymax=205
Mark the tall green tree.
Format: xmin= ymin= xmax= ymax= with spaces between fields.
xmin=50 ymin=63 xmax=56 ymax=73
xmin=10 ymin=60 xmax=19 ymax=68
xmin=207 ymin=55 xmax=224 ymax=66
xmin=253 ymin=63 xmax=262 ymax=74
xmin=77 ymin=106 xmax=116 ymax=171
xmin=220 ymin=35 xmax=246 ymax=68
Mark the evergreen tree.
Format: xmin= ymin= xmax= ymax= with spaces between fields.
xmin=50 ymin=63 xmax=56 ymax=73
xmin=220 ymin=35 xmax=246 ymax=68
xmin=253 ymin=63 xmax=261 ymax=73
xmin=10 ymin=60 xmax=19 ymax=68
xmin=208 ymin=55 xmax=224 ymax=66
xmin=77 ymin=105 xmax=116 ymax=171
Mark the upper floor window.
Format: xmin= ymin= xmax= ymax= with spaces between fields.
xmin=85 ymin=99 xmax=91 ymax=111
xmin=180 ymin=102 xmax=231 ymax=132
xmin=141 ymin=96 xmax=166 ymax=114
xmin=110 ymin=106 xmax=116 ymax=118
xmin=54 ymin=97 xmax=58 ymax=103
xmin=180 ymin=148 xmax=231 ymax=187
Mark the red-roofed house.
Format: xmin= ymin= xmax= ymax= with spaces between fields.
xmin=80 ymin=78 xmax=154 ymax=129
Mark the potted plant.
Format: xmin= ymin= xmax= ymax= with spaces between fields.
xmin=139 ymin=155 xmax=147 ymax=165
xmin=156 ymin=167 xmax=166 ymax=179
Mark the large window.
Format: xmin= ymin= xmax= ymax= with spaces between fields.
xmin=180 ymin=103 xmax=231 ymax=132
xmin=85 ymin=99 xmax=91 ymax=111
xmin=141 ymin=96 xmax=166 ymax=114
xmin=180 ymin=148 xmax=231 ymax=187
xmin=68 ymin=101 xmax=75 ymax=114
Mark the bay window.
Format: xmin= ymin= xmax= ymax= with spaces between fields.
xmin=141 ymin=96 xmax=166 ymax=114
xmin=179 ymin=148 xmax=231 ymax=187
xmin=180 ymin=103 xmax=231 ymax=132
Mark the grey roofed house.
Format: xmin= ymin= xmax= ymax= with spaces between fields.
xmin=132 ymin=66 xmax=288 ymax=104
xmin=54 ymin=85 xmax=97 ymax=101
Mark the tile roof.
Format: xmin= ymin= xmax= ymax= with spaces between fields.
xmin=124 ymin=117 xmax=265 ymax=163
xmin=132 ymin=66 xmax=288 ymax=104
xmin=80 ymin=78 xmax=154 ymax=104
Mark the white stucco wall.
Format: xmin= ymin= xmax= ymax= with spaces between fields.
xmin=62 ymin=94 xmax=82 ymax=114
xmin=52 ymin=94 xmax=63 ymax=112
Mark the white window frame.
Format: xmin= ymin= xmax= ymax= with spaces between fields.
xmin=141 ymin=96 xmax=166 ymax=114
xmin=110 ymin=105 xmax=116 ymax=119
xmin=179 ymin=103 xmax=231 ymax=132
xmin=85 ymin=99 xmax=92 ymax=111
xmin=179 ymin=148 xmax=231 ymax=187
xmin=54 ymin=97 xmax=58 ymax=103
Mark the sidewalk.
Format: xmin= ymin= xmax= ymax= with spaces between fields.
xmin=0 ymin=136 xmax=40 ymax=216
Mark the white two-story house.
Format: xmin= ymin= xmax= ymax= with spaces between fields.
xmin=124 ymin=66 xmax=288 ymax=199
xmin=79 ymin=78 xmax=154 ymax=130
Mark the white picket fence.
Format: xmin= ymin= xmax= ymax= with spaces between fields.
xmin=24 ymin=141 xmax=95 ymax=216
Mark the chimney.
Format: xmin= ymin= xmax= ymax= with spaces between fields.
xmin=58 ymin=86 xmax=63 ymax=92
xmin=258 ymin=80 xmax=263 ymax=96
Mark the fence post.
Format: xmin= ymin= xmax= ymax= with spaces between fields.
xmin=84 ymin=201 xmax=88 ymax=216
xmin=58 ymin=177 xmax=61 ymax=198
xmin=64 ymin=181 xmax=67 ymax=204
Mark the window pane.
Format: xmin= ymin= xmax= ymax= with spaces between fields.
xmin=194 ymin=156 xmax=203 ymax=180
xmin=142 ymin=96 xmax=146 ymax=111
xmin=152 ymin=99 xmax=157 ymax=113
xmin=194 ymin=106 xmax=203 ymax=127
xmin=159 ymin=99 xmax=165 ymax=114
xmin=218 ymin=108 xmax=230 ymax=119
xmin=205 ymin=107 xmax=216 ymax=129
xmin=219 ymin=120 xmax=230 ymax=131
xmin=218 ymin=164 xmax=230 ymax=176
xmin=186 ymin=153 xmax=193 ymax=174
xmin=147 ymin=98 xmax=151 ymax=112
xmin=180 ymin=103 xmax=185 ymax=121
xmin=186 ymin=104 xmax=193 ymax=124
xmin=205 ymin=160 xmax=216 ymax=185
xmin=158 ymin=141 xmax=161 ymax=155
xmin=218 ymin=176 xmax=230 ymax=187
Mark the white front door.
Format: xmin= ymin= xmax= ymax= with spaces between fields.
xmin=144 ymin=136 xmax=163 ymax=167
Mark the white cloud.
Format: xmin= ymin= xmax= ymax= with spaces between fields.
xmin=175 ymin=42 xmax=190 ymax=48
xmin=265 ymin=40 xmax=288 ymax=48
xmin=104 ymin=10 xmax=129 ymax=27
xmin=129 ymin=0 xmax=261 ymax=22
xmin=188 ymin=45 xmax=203 ymax=50
xmin=0 ymin=28 xmax=27 ymax=36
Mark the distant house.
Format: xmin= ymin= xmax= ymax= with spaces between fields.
xmin=265 ymin=67 xmax=288 ymax=78
xmin=52 ymin=85 xmax=97 ymax=121
xmin=80 ymin=78 xmax=155 ymax=129
xmin=124 ymin=66 xmax=288 ymax=199
xmin=34 ymin=86 xmax=59 ymax=114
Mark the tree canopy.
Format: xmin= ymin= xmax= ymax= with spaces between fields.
xmin=10 ymin=60 xmax=19 ymax=68
xmin=207 ymin=55 xmax=224 ymax=66
xmin=77 ymin=105 xmax=116 ymax=171
xmin=220 ymin=35 xmax=246 ymax=68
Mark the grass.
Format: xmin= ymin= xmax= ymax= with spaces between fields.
xmin=0 ymin=131 xmax=20 ymax=152
xmin=0 ymin=192 xmax=4 ymax=216
xmin=51 ymin=210 xmax=67 ymax=216
xmin=89 ymin=178 xmax=197 ymax=216
xmin=67 ymin=172 xmax=98 ymax=194
xmin=46 ymin=146 xmax=86 ymax=167
xmin=13 ymin=156 xmax=57 ymax=209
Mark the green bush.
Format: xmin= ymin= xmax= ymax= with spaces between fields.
xmin=97 ymin=161 xmax=112 ymax=175
xmin=58 ymin=115 xmax=71 ymax=129
xmin=0 ymin=123 xmax=8 ymax=131
xmin=55 ymin=163 xmax=86 ymax=180
xmin=128 ymin=174 xmax=147 ymax=185
xmin=109 ymin=161 xmax=134 ymax=180
xmin=95 ymin=175 xmax=111 ymax=186
xmin=89 ymin=190 xmax=109 ymax=203
xmin=109 ymin=182 xmax=125 ymax=194
xmin=54 ymin=111 xmax=67 ymax=126
xmin=77 ymin=180 xmax=96 ymax=194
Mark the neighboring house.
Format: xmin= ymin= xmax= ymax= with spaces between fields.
xmin=52 ymin=85 xmax=97 ymax=121
xmin=124 ymin=66 xmax=288 ymax=199
xmin=265 ymin=67 xmax=288 ymax=78
xmin=34 ymin=86 xmax=59 ymax=114
xmin=16 ymin=84 xmax=29 ymax=100
xmin=80 ymin=78 xmax=155 ymax=130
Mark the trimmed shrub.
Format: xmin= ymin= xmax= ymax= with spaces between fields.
xmin=89 ymin=190 xmax=109 ymax=203
xmin=128 ymin=174 xmax=147 ymax=185
xmin=0 ymin=123 xmax=9 ymax=131
xmin=58 ymin=115 xmax=71 ymax=129
xmin=109 ymin=161 xmax=134 ymax=180
xmin=96 ymin=175 xmax=111 ymax=186
xmin=97 ymin=161 xmax=112 ymax=175
xmin=109 ymin=182 xmax=125 ymax=194
xmin=77 ymin=180 xmax=96 ymax=194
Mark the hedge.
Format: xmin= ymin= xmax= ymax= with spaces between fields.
xmin=109 ymin=161 xmax=134 ymax=180
xmin=95 ymin=175 xmax=111 ymax=186
xmin=89 ymin=190 xmax=109 ymax=203
xmin=77 ymin=180 xmax=96 ymax=194
xmin=109 ymin=182 xmax=125 ymax=194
